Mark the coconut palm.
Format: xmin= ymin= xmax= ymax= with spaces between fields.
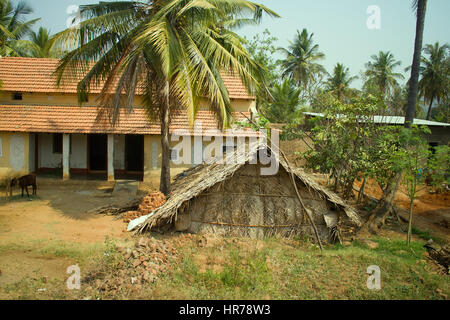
xmin=260 ymin=79 xmax=303 ymax=123
xmin=405 ymin=0 xmax=427 ymax=128
xmin=364 ymin=51 xmax=404 ymax=99
xmin=278 ymin=28 xmax=326 ymax=90
xmin=418 ymin=42 xmax=449 ymax=120
xmin=52 ymin=0 xmax=278 ymax=195
xmin=26 ymin=27 xmax=62 ymax=58
xmin=325 ymin=63 xmax=357 ymax=101
xmin=0 ymin=0 xmax=40 ymax=56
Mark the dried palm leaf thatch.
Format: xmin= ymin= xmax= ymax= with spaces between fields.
xmin=128 ymin=142 xmax=362 ymax=242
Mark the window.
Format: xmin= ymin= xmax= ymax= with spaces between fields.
xmin=223 ymin=143 xmax=237 ymax=154
xmin=12 ymin=92 xmax=22 ymax=101
xmin=53 ymin=134 xmax=72 ymax=154
xmin=170 ymin=148 xmax=179 ymax=161
xmin=53 ymin=134 xmax=63 ymax=154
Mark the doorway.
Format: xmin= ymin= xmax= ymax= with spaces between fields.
xmin=125 ymin=135 xmax=144 ymax=173
xmin=88 ymin=134 xmax=107 ymax=171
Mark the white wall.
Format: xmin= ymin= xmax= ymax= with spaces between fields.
xmin=70 ymin=134 xmax=87 ymax=169
xmin=29 ymin=133 xmax=35 ymax=172
xmin=37 ymin=133 xmax=125 ymax=170
xmin=38 ymin=133 xmax=88 ymax=169
xmin=38 ymin=133 xmax=61 ymax=168
xmin=114 ymin=135 xmax=125 ymax=170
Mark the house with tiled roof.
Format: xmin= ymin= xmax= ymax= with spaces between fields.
xmin=0 ymin=57 xmax=258 ymax=182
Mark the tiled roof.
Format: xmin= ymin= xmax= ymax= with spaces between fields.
xmin=0 ymin=57 xmax=255 ymax=99
xmin=0 ymin=104 xmax=258 ymax=136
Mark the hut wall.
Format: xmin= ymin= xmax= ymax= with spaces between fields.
xmin=182 ymin=164 xmax=344 ymax=242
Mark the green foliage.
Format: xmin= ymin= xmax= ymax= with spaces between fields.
xmin=418 ymin=42 xmax=449 ymax=120
xmin=278 ymin=28 xmax=326 ymax=103
xmin=259 ymin=78 xmax=306 ymax=123
xmin=300 ymin=95 xmax=383 ymax=197
xmin=0 ymin=0 xmax=40 ymax=56
xmin=364 ymin=51 xmax=404 ymax=99
xmin=244 ymin=29 xmax=280 ymax=87
xmin=427 ymin=145 xmax=450 ymax=191
xmin=325 ymin=63 xmax=358 ymax=101
xmin=25 ymin=27 xmax=63 ymax=58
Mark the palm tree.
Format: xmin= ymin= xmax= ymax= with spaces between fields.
xmin=278 ymin=28 xmax=326 ymax=90
xmin=260 ymin=79 xmax=303 ymax=123
xmin=0 ymin=0 xmax=40 ymax=56
xmin=52 ymin=0 xmax=278 ymax=195
xmin=325 ymin=63 xmax=357 ymax=101
xmin=26 ymin=27 xmax=62 ymax=58
xmin=418 ymin=42 xmax=449 ymax=120
xmin=405 ymin=0 xmax=427 ymax=128
xmin=364 ymin=51 xmax=404 ymax=99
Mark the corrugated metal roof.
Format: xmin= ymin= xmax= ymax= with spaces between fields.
xmin=303 ymin=112 xmax=450 ymax=127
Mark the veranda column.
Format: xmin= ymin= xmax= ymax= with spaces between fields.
xmin=107 ymin=134 xmax=115 ymax=181
xmin=62 ymin=133 xmax=70 ymax=180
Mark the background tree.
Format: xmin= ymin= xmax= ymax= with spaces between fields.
xmin=25 ymin=27 xmax=62 ymax=58
xmin=364 ymin=51 xmax=404 ymax=100
xmin=325 ymin=63 xmax=357 ymax=101
xmin=0 ymin=0 xmax=39 ymax=56
xmin=259 ymin=79 xmax=304 ymax=123
xmin=278 ymin=28 xmax=326 ymax=98
xmin=244 ymin=28 xmax=280 ymax=111
xmin=53 ymin=0 xmax=278 ymax=195
xmin=418 ymin=42 xmax=449 ymax=120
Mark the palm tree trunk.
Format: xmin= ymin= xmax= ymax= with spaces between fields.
xmin=426 ymin=96 xmax=434 ymax=120
xmin=405 ymin=0 xmax=427 ymax=128
xmin=160 ymin=81 xmax=171 ymax=196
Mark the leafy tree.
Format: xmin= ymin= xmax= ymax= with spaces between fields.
xmin=285 ymin=94 xmax=382 ymax=198
xmin=0 ymin=0 xmax=39 ymax=56
xmin=431 ymin=99 xmax=450 ymax=123
xmin=259 ymin=79 xmax=305 ymax=123
xmin=310 ymin=89 xmax=336 ymax=113
xmin=325 ymin=63 xmax=357 ymax=101
xmin=418 ymin=42 xmax=450 ymax=120
xmin=278 ymin=28 xmax=326 ymax=95
xmin=244 ymin=29 xmax=280 ymax=87
xmin=244 ymin=29 xmax=281 ymax=111
xmin=52 ymin=0 xmax=278 ymax=195
xmin=397 ymin=127 xmax=430 ymax=245
xmin=364 ymin=51 xmax=404 ymax=99
xmin=427 ymin=145 xmax=450 ymax=192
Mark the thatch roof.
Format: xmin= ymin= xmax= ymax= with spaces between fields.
xmin=128 ymin=142 xmax=362 ymax=233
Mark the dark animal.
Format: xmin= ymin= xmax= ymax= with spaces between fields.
xmin=10 ymin=174 xmax=37 ymax=198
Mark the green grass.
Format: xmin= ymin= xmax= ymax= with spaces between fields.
xmin=153 ymin=237 xmax=449 ymax=300
xmin=1 ymin=236 xmax=448 ymax=300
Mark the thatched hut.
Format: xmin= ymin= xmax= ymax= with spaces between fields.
xmin=128 ymin=143 xmax=362 ymax=243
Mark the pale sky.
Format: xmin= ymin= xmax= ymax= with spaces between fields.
xmin=27 ymin=0 xmax=450 ymax=89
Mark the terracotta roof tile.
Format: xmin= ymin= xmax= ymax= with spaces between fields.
xmin=0 ymin=57 xmax=255 ymax=99
xmin=0 ymin=105 xmax=258 ymax=136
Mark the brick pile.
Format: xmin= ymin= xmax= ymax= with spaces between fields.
xmin=123 ymin=192 xmax=166 ymax=223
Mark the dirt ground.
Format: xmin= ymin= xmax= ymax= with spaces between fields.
xmin=354 ymin=178 xmax=450 ymax=243
xmin=0 ymin=178 xmax=138 ymax=293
